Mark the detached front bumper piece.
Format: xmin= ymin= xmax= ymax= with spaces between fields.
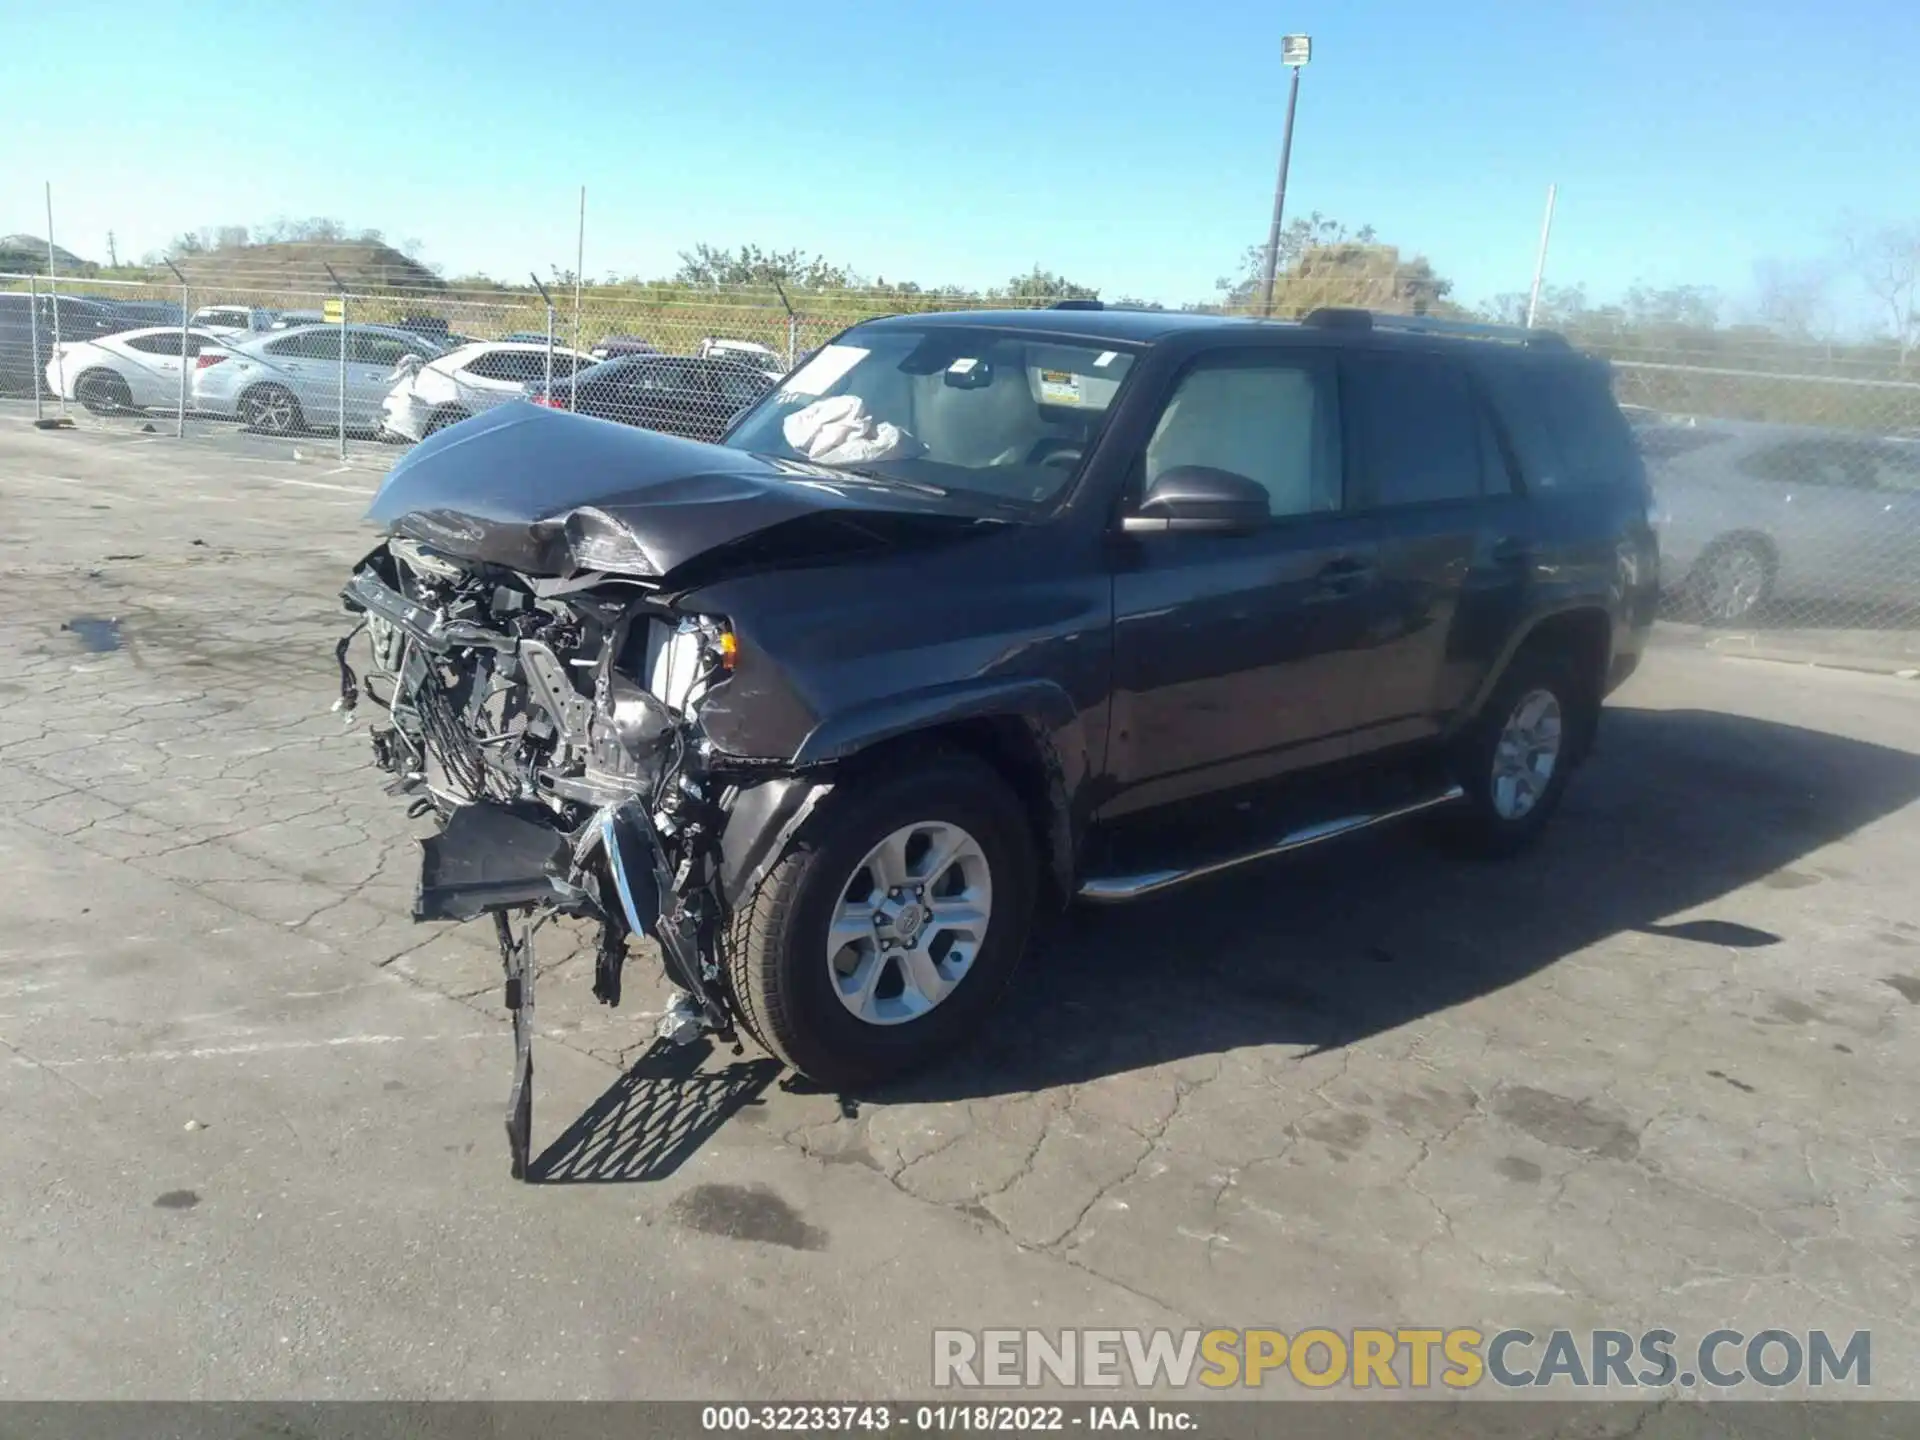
xmin=415 ymin=803 xmax=588 ymax=923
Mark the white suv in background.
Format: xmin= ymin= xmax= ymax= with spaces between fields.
xmin=379 ymin=341 xmax=594 ymax=442
xmin=188 ymin=305 xmax=277 ymax=335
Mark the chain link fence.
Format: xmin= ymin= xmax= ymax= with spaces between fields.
xmin=1609 ymin=351 xmax=1920 ymax=667
xmin=7 ymin=261 xmax=1920 ymax=668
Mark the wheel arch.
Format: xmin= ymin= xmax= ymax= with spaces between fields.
xmin=1462 ymin=606 xmax=1613 ymax=761
xmin=787 ymin=680 xmax=1084 ymax=909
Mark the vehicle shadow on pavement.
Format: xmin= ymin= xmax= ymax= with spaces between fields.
xmin=879 ymin=706 xmax=1920 ymax=1102
xmin=528 ymin=1038 xmax=781 ymax=1183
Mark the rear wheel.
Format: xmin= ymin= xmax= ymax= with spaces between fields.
xmin=76 ymin=370 xmax=133 ymax=415
xmin=1428 ymin=649 xmax=1588 ymax=858
xmin=724 ymin=751 xmax=1036 ymax=1089
xmin=1684 ymin=539 xmax=1771 ymax=625
xmin=242 ymin=384 xmax=303 ymax=435
xmin=424 ymin=406 xmax=469 ymax=436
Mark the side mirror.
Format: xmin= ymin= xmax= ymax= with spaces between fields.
xmin=1122 ymin=466 xmax=1270 ymax=535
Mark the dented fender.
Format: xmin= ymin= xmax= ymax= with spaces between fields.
xmin=717 ymin=774 xmax=834 ymax=907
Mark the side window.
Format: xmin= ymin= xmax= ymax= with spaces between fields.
xmin=461 ymin=351 xmax=514 ymax=381
xmin=1872 ymin=444 xmax=1920 ymax=494
xmin=126 ymin=332 xmax=184 ymax=356
xmin=347 ymin=334 xmax=409 ymax=367
xmin=1142 ymin=354 xmax=1341 ymax=519
xmin=266 ymin=331 xmax=340 ymax=360
xmin=1741 ymin=440 xmax=1873 ymax=489
xmin=715 ymin=366 xmax=767 ymax=407
xmin=1479 ymin=355 xmax=1641 ymax=491
xmin=1345 ymin=353 xmax=1484 ymax=506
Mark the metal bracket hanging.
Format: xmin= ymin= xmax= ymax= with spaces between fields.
xmin=493 ymin=909 xmax=539 ymax=1180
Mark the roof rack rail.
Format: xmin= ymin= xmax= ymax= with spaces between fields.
xmin=1302 ymin=307 xmax=1569 ymax=349
xmin=1048 ymin=298 xmax=1105 ymax=310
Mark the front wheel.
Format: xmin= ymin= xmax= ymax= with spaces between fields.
xmin=1428 ymin=650 xmax=1587 ymax=858
xmin=724 ymin=751 xmax=1036 ymax=1089
xmin=1684 ymin=539 xmax=1771 ymax=625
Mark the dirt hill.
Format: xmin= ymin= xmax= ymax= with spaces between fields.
xmin=174 ymin=240 xmax=445 ymax=295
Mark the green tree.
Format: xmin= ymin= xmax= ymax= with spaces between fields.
xmin=673 ymin=243 xmax=853 ymax=290
xmin=991 ymin=266 xmax=1098 ymax=302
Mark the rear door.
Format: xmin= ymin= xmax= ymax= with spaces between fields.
xmin=261 ymin=330 xmax=345 ymax=423
xmin=118 ymin=330 xmax=189 ymax=407
xmin=1340 ymin=348 xmax=1529 ymax=751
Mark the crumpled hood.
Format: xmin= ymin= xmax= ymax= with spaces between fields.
xmin=364 ymin=400 xmax=993 ymax=580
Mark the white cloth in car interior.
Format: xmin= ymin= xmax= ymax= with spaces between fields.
xmin=1145 ymin=367 xmax=1321 ymax=515
xmin=783 ymin=394 xmax=924 ymax=464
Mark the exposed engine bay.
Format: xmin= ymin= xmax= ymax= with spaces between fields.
xmin=337 ymin=535 xmax=827 ymax=1179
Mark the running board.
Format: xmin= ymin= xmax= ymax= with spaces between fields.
xmin=1076 ymin=784 xmax=1466 ymax=904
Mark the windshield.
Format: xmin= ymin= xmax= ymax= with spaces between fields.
xmin=722 ymin=325 xmax=1139 ymax=507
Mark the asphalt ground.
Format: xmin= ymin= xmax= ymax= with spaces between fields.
xmin=1 ymin=414 xmax=1916 ymax=1409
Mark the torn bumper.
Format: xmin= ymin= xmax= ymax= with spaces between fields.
xmin=414 ymin=803 xmax=594 ymax=924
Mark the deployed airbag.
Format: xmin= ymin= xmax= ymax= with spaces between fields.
xmin=782 ymin=394 xmax=924 ymax=465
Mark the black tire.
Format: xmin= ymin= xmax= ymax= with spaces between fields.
xmin=1429 ymin=648 xmax=1589 ymax=859
xmin=76 ymin=370 xmax=132 ymax=415
xmin=241 ymin=384 xmax=303 ymax=436
xmin=424 ymin=406 xmax=468 ymax=436
xmin=724 ymin=750 xmax=1036 ymax=1090
xmin=1683 ymin=538 xmax=1771 ymax=625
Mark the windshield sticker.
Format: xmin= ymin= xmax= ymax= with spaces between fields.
xmin=1094 ymin=351 xmax=1119 ymax=368
xmin=948 ymin=357 xmax=980 ymax=374
xmin=1039 ymin=369 xmax=1083 ymax=405
xmin=780 ymin=343 xmax=868 ymax=397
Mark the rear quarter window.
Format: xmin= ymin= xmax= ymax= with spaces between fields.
xmin=1478 ymin=354 xmax=1644 ymax=492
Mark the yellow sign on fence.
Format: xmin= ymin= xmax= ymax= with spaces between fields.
xmin=322 ymin=297 xmax=344 ymax=324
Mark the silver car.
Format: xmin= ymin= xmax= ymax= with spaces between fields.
xmin=1644 ymin=418 xmax=1920 ymax=622
xmin=192 ymin=324 xmax=446 ymax=436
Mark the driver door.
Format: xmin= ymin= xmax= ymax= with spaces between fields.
xmin=1103 ymin=348 xmax=1383 ymax=819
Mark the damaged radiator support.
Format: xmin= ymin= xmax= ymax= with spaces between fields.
xmin=339 ymin=554 xmax=782 ymax=1180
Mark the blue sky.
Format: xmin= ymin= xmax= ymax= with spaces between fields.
xmin=5 ymin=0 xmax=1915 ymax=320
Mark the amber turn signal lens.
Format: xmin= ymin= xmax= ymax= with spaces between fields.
xmin=717 ymin=629 xmax=739 ymax=670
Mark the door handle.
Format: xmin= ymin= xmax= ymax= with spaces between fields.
xmin=1314 ymin=555 xmax=1375 ymax=594
xmin=1490 ymin=536 xmax=1530 ymax=567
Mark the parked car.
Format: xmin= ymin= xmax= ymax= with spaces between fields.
xmin=0 ymin=292 xmax=125 ymax=396
xmin=378 ymin=340 xmax=594 ymax=442
xmin=589 ymin=334 xmax=660 ymax=361
xmin=189 ymin=305 xmax=278 ymax=335
xmin=191 ymin=324 xmax=446 ymax=435
xmin=43 ymin=325 xmax=229 ymax=413
xmin=497 ymin=331 xmax=553 ymax=344
xmin=529 ymin=353 xmax=774 ymax=441
xmin=698 ymin=336 xmax=784 ymax=378
xmin=1641 ymin=418 xmax=1920 ymax=622
xmin=270 ymin=310 xmax=328 ymax=330
xmin=339 ymin=302 xmax=1657 ymax=1174
xmin=103 ymin=299 xmax=185 ymax=329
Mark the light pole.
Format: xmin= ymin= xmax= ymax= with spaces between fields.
xmin=1257 ymin=34 xmax=1312 ymax=317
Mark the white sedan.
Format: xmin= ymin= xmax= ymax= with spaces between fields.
xmin=380 ymin=341 xmax=595 ymax=442
xmin=44 ymin=327 xmax=233 ymax=414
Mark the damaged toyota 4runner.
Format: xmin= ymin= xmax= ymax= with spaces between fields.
xmin=338 ymin=304 xmax=1658 ymax=1176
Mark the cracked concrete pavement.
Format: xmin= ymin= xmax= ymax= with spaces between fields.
xmin=2 ymin=416 xmax=1917 ymax=1403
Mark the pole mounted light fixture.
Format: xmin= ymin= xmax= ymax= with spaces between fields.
xmin=1258 ymin=35 xmax=1313 ymax=316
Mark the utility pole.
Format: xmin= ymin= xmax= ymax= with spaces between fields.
xmin=1525 ymin=183 xmax=1559 ymax=329
xmin=1257 ymin=36 xmax=1313 ymax=317
xmin=107 ymin=230 xmax=119 ymax=268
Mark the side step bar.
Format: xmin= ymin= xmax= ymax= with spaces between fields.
xmin=1076 ymin=784 xmax=1466 ymax=904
